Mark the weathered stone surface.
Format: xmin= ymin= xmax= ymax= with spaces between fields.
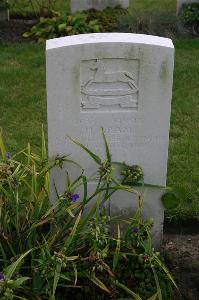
xmin=176 ymin=0 xmax=199 ymax=14
xmin=71 ymin=0 xmax=129 ymax=13
xmin=46 ymin=33 xmax=174 ymax=246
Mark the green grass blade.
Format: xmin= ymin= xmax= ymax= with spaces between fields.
xmin=10 ymin=277 xmax=30 ymax=288
xmin=152 ymin=267 xmax=162 ymax=300
xmin=64 ymin=211 xmax=82 ymax=250
xmin=0 ymin=244 xmax=8 ymax=268
xmin=5 ymin=249 xmax=32 ymax=279
xmin=14 ymin=296 xmax=29 ymax=300
xmin=101 ymin=127 xmax=111 ymax=162
xmin=113 ymin=225 xmax=121 ymax=272
xmin=82 ymin=175 xmax=88 ymax=204
xmin=41 ymin=124 xmax=47 ymax=160
xmin=68 ymin=136 xmax=102 ymax=165
xmin=72 ymin=261 xmax=77 ymax=286
xmin=80 ymin=199 xmax=99 ymax=229
xmin=0 ymin=128 xmax=6 ymax=159
xmin=52 ymin=263 xmax=62 ymax=297
xmin=66 ymin=170 xmax=71 ymax=187
xmin=69 ymin=173 xmax=84 ymax=190
xmin=65 ymin=256 xmax=79 ymax=261
xmin=147 ymin=293 xmax=158 ymax=300
xmin=90 ymin=272 xmax=111 ymax=294
xmin=115 ymin=281 xmax=142 ymax=300
xmin=153 ymin=254 xmax=178 ymax=289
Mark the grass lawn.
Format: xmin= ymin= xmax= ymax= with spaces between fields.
xmin=167 ymin=39 xmax=199 ymax=219
xmin=129 ymin=0 xmax=176 ymax=11
xmin=0 ymin=43 xmax=46 ymax=151
xmin=0 ymin=38 xmax=198 ymax=220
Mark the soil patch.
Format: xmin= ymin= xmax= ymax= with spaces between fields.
xmin=164 ymin=219 xmax=199 ymax=235
xmin=0 ymin=20 xmax=33 ymax=42
xmin=163 ymin=234 xmax=199 ymax=300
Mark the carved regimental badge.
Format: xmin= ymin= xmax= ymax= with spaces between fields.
xmin=80 ymin=59 xmax=139 ymax=111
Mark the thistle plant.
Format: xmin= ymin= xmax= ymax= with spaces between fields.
xmin=121 ymin=164 xmax=144 ymax=185
xmin=98 ymin=160 xmax=114 ymax=184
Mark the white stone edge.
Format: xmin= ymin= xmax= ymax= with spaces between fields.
xmin=46 ymin=33 xmax=174 ymax=51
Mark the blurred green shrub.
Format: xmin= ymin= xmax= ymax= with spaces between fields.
xmin=181 ymin=3 xmax=199 ymax=35
xmin=117 ymin=10 xmax=178 ymax=38
xmin=181 ymin=3 xmax=199 ymax=24
xmin=9 ymin=0 xmax=55 ymax=18
xmin=23 ymin=12 xmax=101 ymax=42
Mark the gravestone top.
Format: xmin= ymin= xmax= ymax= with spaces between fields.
xmin=46 ymin=33 xmax=174 ymax=50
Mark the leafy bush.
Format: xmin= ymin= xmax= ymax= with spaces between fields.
xmin=181 ymin=3 xmax=199 ymax=25
xmin=117 ymin=11 xmax=178 ymax=38
xmin=23 ymin=6 xmax=127 ymax=42
xmin=0 ymin=128 xmax=176 ymax=299
xmin=23 ymin=12 xmax=101 ymax=42
xmin=86 ymin=6 xmax=128 ymax=32
xmin=0 ymin=0 xmax=7 ymax=11
xmin=9 ymin=0 xmax=55 ymax=18
xmin=181 ymin=3 xmax=199 ymax=35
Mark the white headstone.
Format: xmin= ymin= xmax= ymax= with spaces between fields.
xmin=176 ymin=0 xmax=198 ymax=15
xmin=71 ymin=0 xmax=129 ymax=13
xmin=46 ymin=33 xmax=174 ymax=246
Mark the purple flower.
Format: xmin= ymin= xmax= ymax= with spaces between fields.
xmin=0 ymin=273 xmax=5 ymax=281
xmin=132 ymin=227 xmax=139 ymax=234
xmin=6 ymin=152 xmax=12 ymax=159
xmin=71 ymin=193 xmax=80 ymax=202
xmin=99 ymin=203 xmax=104 ymax=210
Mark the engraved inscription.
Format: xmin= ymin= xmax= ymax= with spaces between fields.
xmin=75 ymin=116 xmax=167 ymax=168
xmin=80 ymin=59 xmax=139 ymax=111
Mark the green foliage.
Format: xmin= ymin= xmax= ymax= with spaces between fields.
xmin=0 ymin=0 xmax=8 ymax=11
xmin=23 ymin=12 xmax=101 ymax=42
xmin=0 ymin=130 xmax=176 ymax=299
xmin=121 ymin=164 xmax=144 ymax=186
xmin=180 ymin=3 xmax=199 ymax=35
xmin=181 ymin=3 xmax=199 ymax=25
xmin=86 ymin=6 xmax=128 ymax=32
xmin=0 ymin=250 xmax=31 ymax=299
xmin=161 ymin=191 xmax=180 ymax=210
xmin=164 ymin=186 xmax=199 ymax=221
xmin=22 ymin=6 xmax=127 ymax=42
xmin=116 ymin=10 xmax=178 ymax=37
xmin=9 ymin=0 xmax=56 ymax=18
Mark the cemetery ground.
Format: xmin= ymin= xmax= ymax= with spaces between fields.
xmin=0 ymin=38 xmax=199 ymax=299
